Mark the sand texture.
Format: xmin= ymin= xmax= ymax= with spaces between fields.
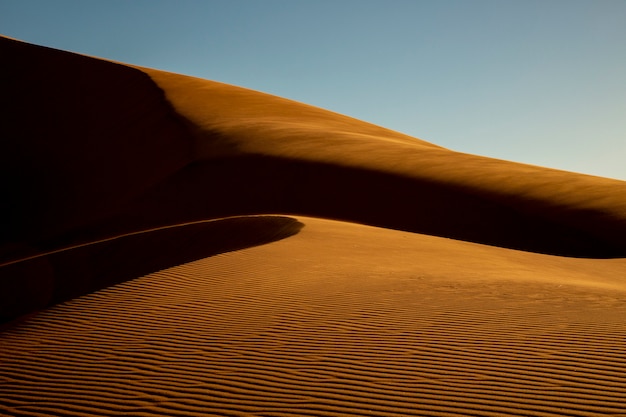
xmin=1 ymin=36 xmax=626 ymax=416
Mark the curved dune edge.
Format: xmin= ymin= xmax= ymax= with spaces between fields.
xmin=2 ymin=35 xmax=626 ymax=262
xmin=1 ymin=216 xmax=625 ymax=417
xmin=139 ymin=66 xmax=626 ymax=256
xmin=0 ymin=216 xmax=303 ymax=324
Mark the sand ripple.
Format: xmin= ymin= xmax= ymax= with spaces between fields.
xmin=2 ymin=218 xmax=625 ymax=416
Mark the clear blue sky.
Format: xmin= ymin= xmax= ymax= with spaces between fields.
xmin=2 ymin=0 xmax=625 ymax=180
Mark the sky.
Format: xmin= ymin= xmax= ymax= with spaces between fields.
xmin=2 ymin=0 xmax=625 ymax=180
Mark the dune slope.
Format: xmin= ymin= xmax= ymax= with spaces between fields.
xmin=1 ymin=217 xmax=626 ymax=416
xmin=2 ymin=35 xmax=626 ymax=265
xmin=1 ymin=36 xmax=626 ymax=416
xmin=138 ymin=68 xmax=626 ymax=258
xmin=0 ymin=37 xmax=192 ymax=250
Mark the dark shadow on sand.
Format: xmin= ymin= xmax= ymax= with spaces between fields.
xmin=92 ymin=156 xmax=626 ymax=260
xmin=0 ymin=215 xmax=303 ymax=327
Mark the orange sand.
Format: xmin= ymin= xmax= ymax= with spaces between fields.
xmin=1 ymin=36 xmax=625 ymax=416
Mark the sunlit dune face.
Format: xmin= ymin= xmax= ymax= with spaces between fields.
xmin=1 ymin=36 xmax=626 ymax=417
xmin=2 ymin=217 xmax=626 ymax=416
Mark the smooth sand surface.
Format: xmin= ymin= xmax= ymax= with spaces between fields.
xmin=1 ymin=36 xmax=626 ymax=416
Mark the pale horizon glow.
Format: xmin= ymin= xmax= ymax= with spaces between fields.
xmin=2 ymin=0 xmax=625 ymax=180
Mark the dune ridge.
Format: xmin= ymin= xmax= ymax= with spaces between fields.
xmin=1 ymin=36 xmax=626 ymax=416
xmin=140 ymin=67 xmax=626 ymax=256
xmin=2 ymin=217 xmax=626 ymax=416
xmin=2 ymin=35 xmax=626 ymax=264
xmin=0 ymin=216 xmax=302 ymax=323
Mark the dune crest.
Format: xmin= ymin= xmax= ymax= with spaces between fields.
xmin=2 ymin=35 xmax=626 ymax=262
xmin=1 ymin=36 xmax=626 ymax=416
xmin=0 ymin=216 xmax=303 ymax=323
xmin=138 ymin=66 xmax=626 ymax=258
xmin=2 ymin=217 xmax=626 ymax=416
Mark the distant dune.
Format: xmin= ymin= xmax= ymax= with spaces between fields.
xmin=1 ymin=36 xmax=625 ymax=416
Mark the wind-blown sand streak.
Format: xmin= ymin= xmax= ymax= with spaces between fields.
xmin=1 ymin=217 xmax=626 ymax=416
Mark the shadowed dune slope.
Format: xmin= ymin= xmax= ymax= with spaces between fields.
xmin=1 ymin=217 xmax=626 ymax=417
xmin=2 ymin=35 xmax=626 ymax=264
xmin=0 ymin=37 xmax=192 ymax=251
xmin=138 ymin=68 xmax=626 ymax=258
xmin=0 ymin=216 xmax=303 ymax=323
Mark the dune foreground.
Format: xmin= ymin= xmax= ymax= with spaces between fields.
xmin=1 ymin=36 xmax=626 ymax=416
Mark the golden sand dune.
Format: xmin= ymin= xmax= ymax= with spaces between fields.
xmin=2 ymin=217 xmax=626 ymax=416
xmin=2 ymin=36 xmax=625 ymax=263
xmin=1 ymin=36 xmax=626 ymax=416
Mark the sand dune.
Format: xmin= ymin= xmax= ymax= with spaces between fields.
xmin=2 ymin=217 xmax=626 ymax=416
xmin=1 ymin=36 xmax=626 ymax=416
xmin=2 ymin=36 xmax=625 ymax=262
xmin=0 ymin=216 xmax=302 ymax=323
